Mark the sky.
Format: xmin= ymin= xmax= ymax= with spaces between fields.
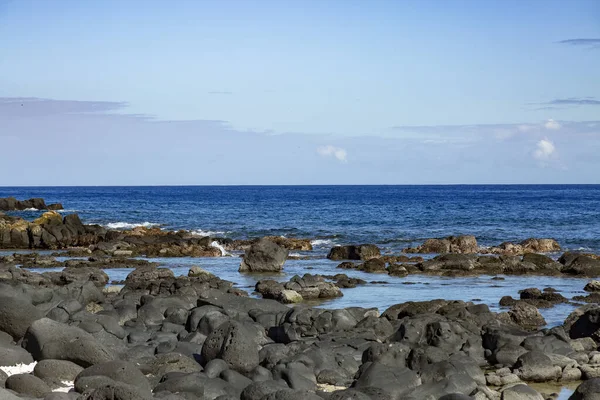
xmin=0 ymin=0 xmax=599 ymax=185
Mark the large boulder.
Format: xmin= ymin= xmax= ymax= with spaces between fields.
xmin=239 ymin=238 xmax=288 ymax=272
xmin=500 ymin=384 xmax=544 ymax=400
xmin=5 ymin=374 xmax=52 ymax=397
xmin=74 ymin=360 xmax=152 ymax=396
xmin=404 ymin=235 xmax=479 ymax=254
xmin=570 ymin=378 xmax=600 ymax=400
xmin=0 ymin=197 xmax=61 ymax=211
xmin=565 ymin=307 xmax=600 ymax=342
xmin=201 ymin=320 xmax=261 ymax=373
xmin=507 ymin=302 xmax=546 ymax=331
xmin=0 ymin=343 xmax=34 ymax=366
xmin=514 ymin=351 xmax=562 ymax=382
xmin=486 ymin=238 xmax=561 ymax=256
xmin=22 ymin=318 xmax=115 ymax=367
xmin=566 ymin=256 xmax=600 ymax=277
xmin=124 ymin=265 xmax=175 ymax=290
xmin=327 ymin=244 xmax=381 ymax=261
xmin=0 ymin=290 xmax=43 ymax=340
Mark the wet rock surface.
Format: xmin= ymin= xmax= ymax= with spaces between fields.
xmin=1 ymin=197 xmax=599 ymax=399
xmin=0 ymin=261 xmax=597 ymax=400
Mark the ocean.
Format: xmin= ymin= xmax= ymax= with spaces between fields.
xmin=2 ymin=185 xmax=600 ymax=255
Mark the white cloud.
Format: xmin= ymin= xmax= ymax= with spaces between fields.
xmin=533 ymin=138 xmax=556 ymax=160
xmin=317 ymin=145 xmax=347 ymax=162
xmin=544 ymin=119 xmax=561 ymax=130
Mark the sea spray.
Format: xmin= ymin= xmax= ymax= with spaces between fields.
xmin=210 ymin=240 xmax=229 ymax=256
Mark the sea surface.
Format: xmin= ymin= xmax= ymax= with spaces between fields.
xmin=2 ymin=185 xmax=600 ymax=254
xmin=2 ymin=185 xmax=600 ymax=334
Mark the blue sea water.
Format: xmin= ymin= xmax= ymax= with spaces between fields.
xmin=2 ymin=185 xmax=600 ymax=254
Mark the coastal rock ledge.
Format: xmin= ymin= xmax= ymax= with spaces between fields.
xmin=403 ymin=235 xmax=561 ymax=256
xmin=0 ymin=197 xmax=63 ymax=211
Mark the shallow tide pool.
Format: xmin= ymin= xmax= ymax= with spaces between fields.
xmin=26 ymin=256 xmax=593 ymax=327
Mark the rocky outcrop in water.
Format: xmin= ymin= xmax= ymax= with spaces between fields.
xmin=239 ymin=238 xmax=289 ymax=272
xmin=256 ymin=274 xmax=343 ymax=303
xmin=0 ymin=197 xmax=63 ymax=211
xmin=404 ymin=235 xmax=479 ymax=254
xmin=0 ymin=211 xmax=106 ymax=250
xmin=403 ymin=236 xmax=561 ymax=255
xmin=327 ymin=244 xmax=381 ymax=261
xmin=483 ymin=237 xmax=562 ymax=255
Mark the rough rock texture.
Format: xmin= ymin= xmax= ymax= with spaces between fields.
xmin=327 ymin=244 xmax=381 ymax=261
xmin=201 ymin=320 xmax=261 ymax=373
xmin=404 ymin=235 xmax=479 ymax=254
xmin=1 ymin=211 xmax=105 ymax=249
xmin=239 ymin=238 xmax=289 ymax=272
xmin=0 ymin=197 xmax=63 ymax=211
xmin=256 ymin=274 xmax=343 ymax=303
xmin=22 ymin=318 xmax=115 ymax=367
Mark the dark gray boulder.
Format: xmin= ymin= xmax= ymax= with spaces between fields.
xmin=501 ymin=384 xmax=544 ymax=400
xmin=570 ymin=378 xmax=600 ymax=399
xmin=201 ymin=320 xmax=261 ymax=373
xmin=0 ymin=290 xmax=43 ymax=340
xmin=0 ymin=343 xmax=34 ymax=366
xmin=5 ymin=373 xmax=52 ymax=397
xmin=239 ymin=238 xmax=288 ymax=272
xmin=240 ymin=380 xmax=289 ymax=400
xmin=22 ymin=318 xmax=115 ymax=367
xmin=327 ymin=244 xmax=381 ymax=261
xmin=34 ymin=359 xmax=84 ymax=387
xmin=353 ymin=362 xmax=421 ymax=398
xmin=75 ymin=360 xmax=151 ymax=395
xmin=514 ymin=351 xmax=562 ymax=382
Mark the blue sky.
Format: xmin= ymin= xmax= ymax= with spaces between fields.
xmin=0 ymin=0 xmax=599 ymax=184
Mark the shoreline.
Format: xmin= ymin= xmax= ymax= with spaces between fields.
xmin=2 ymin=196 xmax=600 ymax=399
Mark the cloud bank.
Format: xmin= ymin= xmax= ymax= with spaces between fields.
xmin=1 ymin=97 xmax=600 ymax=185
xmin=558 ymin=39 xmax=600 ymax=49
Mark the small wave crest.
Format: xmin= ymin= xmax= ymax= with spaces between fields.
xmin=192 ymin=229 xmax=226 ymax=237
xmin=23 ymin=208 xmax=38 ymax=211
xmin=311 ymin=239 xmax=334 ymax=247
xmin=105 ymin=221 xmax=159 ymax=230
xmin=210 ymin=240 xmax=230 ymax=256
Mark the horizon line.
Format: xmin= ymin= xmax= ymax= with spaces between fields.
xmin=2 ymin=183 xmax=600 ymax=188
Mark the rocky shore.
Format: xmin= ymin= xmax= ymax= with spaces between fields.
xmin=0 ymin=197 xmax=63 ymax=212
xmin=2 ymin=197 xmax=600 ymax=399
xmin=2 ymin=259 xmax=600 ymax=399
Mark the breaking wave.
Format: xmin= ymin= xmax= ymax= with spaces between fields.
xmin=105 ymin=221 xmax=159 ymax=230
xmin=210 ymin=240 xmax=230 ymax=256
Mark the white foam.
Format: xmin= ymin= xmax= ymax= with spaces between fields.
xmin=0 ymin=361 xmax=37 ymax=376
xmin=210 ymin=240 xmax=229 ymax=256
xmin=105 ymin=221 xmax=159 ymax=230
xmin=191 ymin=229 xmax=226 ymax=237
xmin=53 ymin=380 xmax=74 ymax=393
xmin=55 ymin=209 xmax=78 ymax=213
xmin=289 ymin=252 xmax=301 ymax=257
xmin=311 ymin=239 xmax=334 ymax=247
xmin=23 ymin=207 xmax=38 ymax=211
